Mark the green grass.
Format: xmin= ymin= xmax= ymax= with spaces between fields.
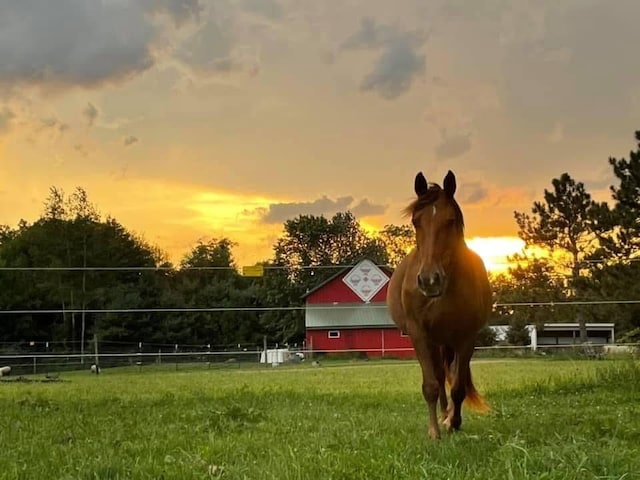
xmin=1 ymin=358 xmax=639 ymax=479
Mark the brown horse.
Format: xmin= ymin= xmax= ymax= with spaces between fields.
xmin=387 ymin=170 xmax=492 ymax=439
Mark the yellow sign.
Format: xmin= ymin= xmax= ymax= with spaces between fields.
xmin=242 ymin=265 xmax=264 ymax=277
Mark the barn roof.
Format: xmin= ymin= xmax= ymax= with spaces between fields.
xmin=300 ymin=257 xmax=394 ymax=300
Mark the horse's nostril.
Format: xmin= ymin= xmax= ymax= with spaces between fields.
xmin=431 ymin=272 xmax=441 ymax=285
xmin=417 ymin=274 xmax=425 ymax=290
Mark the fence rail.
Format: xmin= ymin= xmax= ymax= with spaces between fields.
xmin=1 ymin=343 xmax=638 ymax=378
xmin=0 ymin=256 xmax=638 ymax=272
xmin=0 ymin=350 xmax=263 ymax=377
xmin=1 ymin=298 xmax=640 ymax=316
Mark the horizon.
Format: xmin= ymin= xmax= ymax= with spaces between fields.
xmin=0 ymin=183 xmax=526 ymax=273
xmin=2 ymin=1 xmax=638 ymax=273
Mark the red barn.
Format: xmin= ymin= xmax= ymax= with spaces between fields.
xmin=303 ymin=258 xmax=415 ymax=358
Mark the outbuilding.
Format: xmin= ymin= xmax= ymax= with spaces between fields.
xmin=489 ymin=322 xmax=615 ymax=350
xmin=532 ymin=322 xmax=615 ymax=349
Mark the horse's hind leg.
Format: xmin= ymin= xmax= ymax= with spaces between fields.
xmin=413 ymin=337 xmax=444 ymax=439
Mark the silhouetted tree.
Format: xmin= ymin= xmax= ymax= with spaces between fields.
xmin=514 ymin=173 xmax=600 ymax=341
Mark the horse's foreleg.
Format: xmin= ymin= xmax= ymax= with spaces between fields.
xmin=446 ymin=344 xmax=474 ymax=432
xmin=414 ymin=339 xmax=443 ymax=439
xmin=439 ymin=385 xmax=449 ymax=425
xmin=439 ymin=346 xmax=454 ymax=424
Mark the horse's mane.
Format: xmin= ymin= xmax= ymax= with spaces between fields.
xmin=402 ymin=183 xmax=465 ymax=233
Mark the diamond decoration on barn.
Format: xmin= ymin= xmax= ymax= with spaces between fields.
xmin=342 ymin=259 xmax=389 ymax=303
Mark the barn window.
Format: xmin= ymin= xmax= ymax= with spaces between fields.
xmin=328 ymin=330 xmax=340 ymax=339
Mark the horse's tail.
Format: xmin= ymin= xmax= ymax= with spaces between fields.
xmin=464 ymin=370 xmax=490 ymax=413
xmin=442 ymin=347 xmax=490 ymax=413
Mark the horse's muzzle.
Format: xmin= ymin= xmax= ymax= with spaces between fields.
xmin=417 ymin=272 xmax=444 ymax=297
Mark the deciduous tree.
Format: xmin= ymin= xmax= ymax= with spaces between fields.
xmin=378 ymin=224 xmax=413 ymax=267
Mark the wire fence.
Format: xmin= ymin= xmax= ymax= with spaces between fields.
xmin=1 ymin=262 xmax=639 ymax=379
xmin=0 ymin=350 xmax=263 ymax=377
xmin=0 ymin=264 xmax=387 ymax=272
xmin=0 ymin=256 xmax=638 ymax=272
xmin=1 ymin=343 xmax=638 ymax=379
xmin=0 ymin=298 xmax=639 ymax=316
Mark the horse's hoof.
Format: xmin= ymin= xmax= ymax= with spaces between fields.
xmin=428 ymin=427 xmax=441 ymax=440
xmin=446 ymin=419 xmax=461 ymax=433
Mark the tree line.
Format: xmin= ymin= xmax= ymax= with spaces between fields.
xmin=2 ymin=130 xmax=640 ymax=352
xmin=0 ymin=190 xmax=407 ymax=352
xmin=491 ymin=130 xmax=640 ymax=346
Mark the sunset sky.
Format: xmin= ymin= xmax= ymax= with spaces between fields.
xmin=1 ymin=0 xmax=639 ymax=271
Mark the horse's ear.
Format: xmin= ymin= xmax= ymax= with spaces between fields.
xmin=443 ymin=170 xmax=456 ymax=197
xmin=414 ymin=172 xmax=429 ymax=196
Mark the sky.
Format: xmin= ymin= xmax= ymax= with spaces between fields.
xmin=1 ymin=0 xmax=640 ymax=271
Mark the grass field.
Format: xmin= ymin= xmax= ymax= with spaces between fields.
xmin=1 ymin=357 xmax=639 ymax=480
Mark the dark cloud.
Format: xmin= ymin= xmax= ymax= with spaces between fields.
xmin=459 ymin=181 xmax=489 ymax=204
xmin=82 ymin=102 xmax=99 ymax=127
xmin=0 ymin=0 xmax=268 ymax=92
xmin=176 ymin=19 xmax=243 ymax=75
xmin=174 ymin=0 xmax=279 ymax=78
xmin=440 ymin=0 xmax=509 ymax=21
xmin=431 ymin=76 xmax=447 ymax=87
xmin=39 ymin=117 xmax=69 ymax=135
xmin=500 ymin=1 xmax=640 ymax=136
xmin=0 ymin=1 xmax=200 ymax=91
xmin=74 ymin=144 xmax=89 ymax=158
xmin=241 ymin=0 xmax=283 ymax=20
xmin=147 ymin=0 xmax=203 ymax=27
xmin=123 ymin=135 xmax=139 ymax=147
xmin=341 ymin=17 xmax=427 ymax=50
xmin=257 ymin=195 xmax=387 ymax=224
xmin=0 ymin=106 xmax=15 ymax=135
xmin=40 ymin=117 xmax=58 ymax=129
xmin=434 ymin=130 xmax=471 ymax=160
xmin=320 ymin=50 xmax=336 ymax=65
xmin=360 ymin=38 xmax=426 ymax=100
xmin=341 ymin=17 xmax=397 ymax=50
xmin=0 ymin=2 xmax=154 ymax=89
xmin=341 ymin=17 xmax=428 ymax=100
xmin=350 ymin=198 xmax=388 ymax=217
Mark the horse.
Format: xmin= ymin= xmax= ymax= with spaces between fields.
xmin=386 ymin=169 xmax=492 ymax=439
